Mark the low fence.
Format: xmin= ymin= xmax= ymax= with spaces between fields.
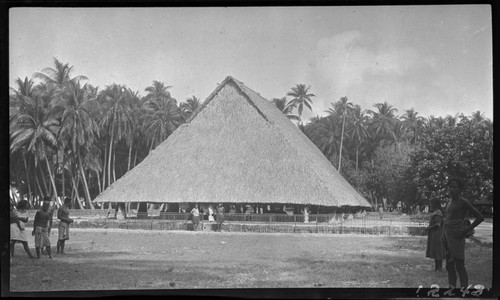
xmin=22 ymin=210 xmax=428 ymax=236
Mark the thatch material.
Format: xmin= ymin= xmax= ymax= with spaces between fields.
xmin=94 ymin=76 xmax=371 ymax=208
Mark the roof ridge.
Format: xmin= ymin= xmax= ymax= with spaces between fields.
xmin=186 ymin=76 xmax=270 ymax=123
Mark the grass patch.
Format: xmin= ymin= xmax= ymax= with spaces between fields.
xmin=9 ymin=229 xmax=492 ymax=291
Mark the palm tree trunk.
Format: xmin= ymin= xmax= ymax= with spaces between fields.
xmin=148 ymin=135 xmax=155 ymax=154
xmin=45 ymin=157 xmax=58 ymax=200
xmin=127 ymin=139 xmax=133 ymax=171
xmin=134 ymin=147 xmax=139 ymax=168
xmin=108 ymin=123 xmax=115 ymax=186
xmin=338 ymin=110 xmax=346 ymax=173
xmin=61 ymin=165 xmax=65 ymax=198
xmin=78 ymin=152 xmax=94 ymax=209
xmin=355 ymin=145 xmax=359 ymax=174
xmin=70 ymin=182 xmax=75 ymax=207
xmin=71 ymin=169 xmax=78 ymax=208
xmin=39 ymin=166 xmax=49 ymax=196
xmin=22 ymin=152 xmax=32 ymax=204
xmin=102 ymin=141 xmax=108 ymax=189
xmin=35 ymin=172 xmax=44 ymax=200
xmin=70 ymin=173 xmax=84 ymax=210
xmin=96 ymin=170 xmax=105 ymax=209
xmin=96 ymin=170 xmax=102 ymax=194
xmin=112 ymin=149 xmax=117 ymax=183
xmin=59 ymin=153 xmax=66 ymax=199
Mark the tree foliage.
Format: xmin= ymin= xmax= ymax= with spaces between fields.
xmin=408 ymin=115 xmax=493 ymax=204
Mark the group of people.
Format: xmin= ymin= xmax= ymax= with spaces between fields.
xmin=189 ymin=203 xmax=225 ymax=231
xmin=10 ymin=196 xmax=74 ymax=259
xmin=424 ymin=177 xmax=485 ymax=289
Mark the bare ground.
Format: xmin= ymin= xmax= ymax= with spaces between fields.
xmin=9 ymin=228 xmax=493 ymax=292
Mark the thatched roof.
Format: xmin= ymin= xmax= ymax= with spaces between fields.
xmin=94 ymin=76 xmax=371 ymax=208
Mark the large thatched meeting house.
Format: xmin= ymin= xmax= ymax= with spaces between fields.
xmin=94 ymin=76 xmax=371 ymax=220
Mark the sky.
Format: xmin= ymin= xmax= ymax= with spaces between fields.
xmin=9 ymin=5 xmax=493 ymax=122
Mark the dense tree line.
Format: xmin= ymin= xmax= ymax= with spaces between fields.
xmin=275 ymin=92 xmax=492 ymax=213
xmin=10 ymin=58 xmax=493 ymax=213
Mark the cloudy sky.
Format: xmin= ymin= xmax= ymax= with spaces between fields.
xmin=9 ymin=5 xmax=493 ymax=121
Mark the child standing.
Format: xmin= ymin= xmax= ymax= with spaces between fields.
xmin=423 ymin=198 xmax=444 ymax=271
xmin=57 ymin=197 xmax=74 ymax=254
xmin=32 ymin=201 xmax=53 ymax=258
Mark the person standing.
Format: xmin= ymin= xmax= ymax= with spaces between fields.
xmin=442 ymin=177 xmax=484 ymax=288
xmin=32 ymin=200 xmax=53 ymax=258
xmin=208 ymin=205 xmax=215 ymax=221
xmin=40 ymin=196 xmax=54 ymax=255
xmin=57 ymin=197 xmax=74 ymax=254
xmin=10 ymin=200 xmax=35 ymax=258
xmin=423 ymin=198 xmax=444 ymax=271
xmin=215 ymin=203 xmax=225 ymax=232
xmin=303 ymin=206 xmax=310 ymax=223
xmin=190 ymin=204 xmax=200 ymax=231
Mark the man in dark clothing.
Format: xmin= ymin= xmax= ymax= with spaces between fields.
xmin=442 ymin=177 xmax=484 ymax=288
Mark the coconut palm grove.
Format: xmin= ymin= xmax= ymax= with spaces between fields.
xmin=9 ymin=58 xmax=493 ymax=215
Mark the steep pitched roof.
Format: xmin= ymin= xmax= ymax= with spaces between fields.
xmin=94 ymin=76 xmax=371 ymax=207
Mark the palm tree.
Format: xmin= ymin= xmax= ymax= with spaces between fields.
xmin=469 ymin=111 xmax=492 ymax=163
xmin=10 ymin=77 xmax=38 ymax=202
xmin=63 ymin=151 xmax=85 ymax=209
xmin=144 ymin=80 xmax=172 ymax=101
xmin=97 ymin=84 xmax=134 ymax=188
xmin=10 ymin=91 xmax=60 ymax=201
xmin=122 ymin=88 xmax=142 ymax=172
xmin=401 ymin=108 xmax=425 ymax=144
xmin=369 ymin=101 xmax=398 ymax=146
xmin=82 ymin=144 xmax=103 ymax=206
xmin=57 ymin=81 xmax=99 ymax=208
xmin=141 ymin=95 xmax=181 ymax=153
xmin=348 ymin=105 xmax=370 ymax=173
xmin=10 ymin=77 xmax=37 ymax=99
xmin=271 ymin=97 xmax=299 ymax=121
xmin=471 ymin=110 xmax=485 ymax=121
xmin=444 ymin=113 xmax=459 ymax=128
xmin=425 ymin=115 xmax=446 ymax=133
xmin=33 ymin=58 xmax=88 ymax=201
xmin=142 ymin=81 xmax=181 ymax=151
xmin=286 ymin=84 xmax=315 ymax=123
xmin=482 ymin=118 xmax=493 ymax=163
xmin=179 ymin=96 xmax=202 ymax=122
xmin=470 ymin=111 xmax=487 ymax=127
xmin=307 ymin=116 xmax=342 ymax=163
xmin=326 ymin=97 xmax=353 ymax=173
xmin=33 ymin=57 xmax=88 ymax=89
